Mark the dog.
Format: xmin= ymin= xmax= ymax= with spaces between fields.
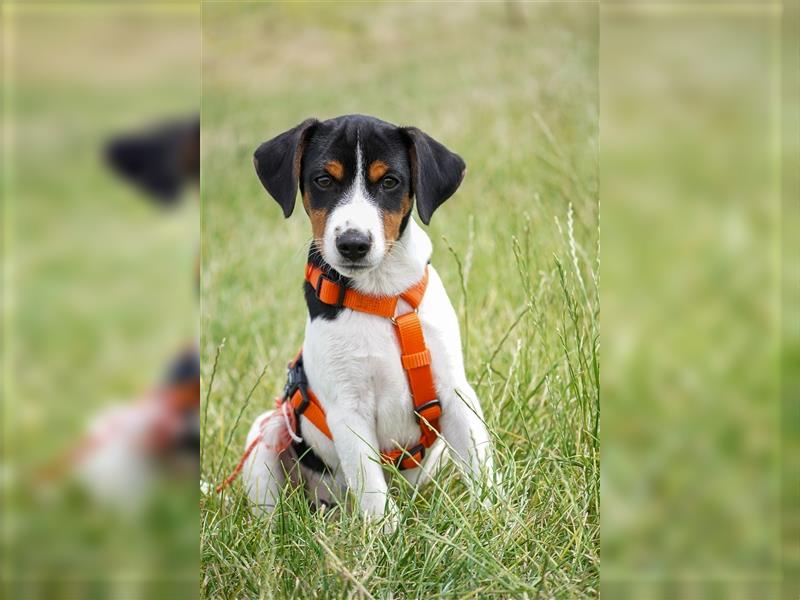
xmin=241 ymin=115 xmax=496 ymax=532
xmin=48 ymin=117 xmax=201 ymax=507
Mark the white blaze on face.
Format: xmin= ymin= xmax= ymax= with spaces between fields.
xmin=322 ymin=140 xmax=386 ymax=272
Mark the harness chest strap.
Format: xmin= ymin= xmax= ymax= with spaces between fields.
xmin=288 ymin=264 xmax=441 ymax=470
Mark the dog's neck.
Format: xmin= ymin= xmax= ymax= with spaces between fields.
xmin=308 ymin=218 xmax=432 ymax=298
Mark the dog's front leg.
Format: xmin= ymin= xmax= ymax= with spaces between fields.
xmin=440 ymin=384 xmax=498 ymax=503
xmin=326 ymin=410 xmax=398 ymax=533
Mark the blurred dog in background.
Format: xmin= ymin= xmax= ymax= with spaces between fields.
xmin=45 ymin=116 xmax=200 ymax=508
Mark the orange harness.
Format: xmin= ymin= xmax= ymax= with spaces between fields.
xmin=216 ymin=263 xmax=441 ymax=492
xmin=285 ymin=263 xmax=441 ymax=471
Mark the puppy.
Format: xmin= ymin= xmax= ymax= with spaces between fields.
xmin=242 ymin=115 xmax=495 ymax=531
xmin=72 ymin=348 xmax=200 ymax=507
xmin=49 ymin=117 xmax=201 ymax=507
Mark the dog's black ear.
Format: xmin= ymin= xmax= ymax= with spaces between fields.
xmin=254 ymin=118 xmax=319 ymax=218
xmin=105 ymin=116 xmax=199 ymax=205
xmin=401 ymin=127 xmax=466 ymax=225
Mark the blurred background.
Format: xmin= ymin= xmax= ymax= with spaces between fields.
xmin=3 ymin=0 xmax=797 ymax=598
xmin=601 ymin=2 xmax=792 ymax=598
xmin=2 ymin=3 xmax=199 ymax=598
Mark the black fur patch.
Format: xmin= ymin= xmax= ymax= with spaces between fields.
xmin=162 ymin=346 xmax=200 ymax=386
xmin=399 ymin=126 xmax=465 ymax=225
xmin=106 ymin=116 xmax=199 ymax=205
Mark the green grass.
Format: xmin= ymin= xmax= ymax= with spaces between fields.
xmin=202 ymin=3 xmax=598 ymax=598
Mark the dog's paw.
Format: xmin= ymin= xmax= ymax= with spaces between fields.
xmin=380 ymin=508 xmax=399 ymax=535
xmin=485 ymin=472 xmax=508 ymax=507
xmin=361 ymin=495 xmax=399 ymax=534
xmin=466 ymin=470 xmax=506 ymax=510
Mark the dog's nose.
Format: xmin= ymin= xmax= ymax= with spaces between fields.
xmin=336 ymin=229 xmax=372 ymax=261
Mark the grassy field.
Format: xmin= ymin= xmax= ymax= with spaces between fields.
xmin=201 ymin=3 xmax=598 ymax=598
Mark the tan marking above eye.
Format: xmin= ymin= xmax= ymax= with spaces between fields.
xmin=324 ymin=160 xmax=344 ymax=181
xmin=368 ymin=160 xmax=389 ymax=183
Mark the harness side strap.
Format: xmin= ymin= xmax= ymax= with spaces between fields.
xmin=399 ymin=269 xmax=429 ymax=309
xmin=288 ymin=388 xmax=332 ymax=439
xmin=394 ymin=312 xmax=441 ymax=444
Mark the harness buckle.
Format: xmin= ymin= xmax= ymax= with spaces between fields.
xmin=295 ymin=386 xmax=311 ymax=415
xmin=414 ymin=399 xmax=442 ymax=423
xmin=284 ymin=359 xmax=311 ymax=415
xmin=315 ymin=273 xmax=347 ymax=308
xmin=396 ymin=443 xmax=426 ymax=468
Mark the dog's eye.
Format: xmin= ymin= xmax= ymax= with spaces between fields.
xmin=381 ymin=176 xmax=399 ymax=190
xmin=314 ymin=175 xmax=333 ymax=189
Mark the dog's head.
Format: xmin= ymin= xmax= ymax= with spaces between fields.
xmin=105 ymin=116 xmax=200 ymax=205
xmin=254 ymin=115 xmax=465 ymax=276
